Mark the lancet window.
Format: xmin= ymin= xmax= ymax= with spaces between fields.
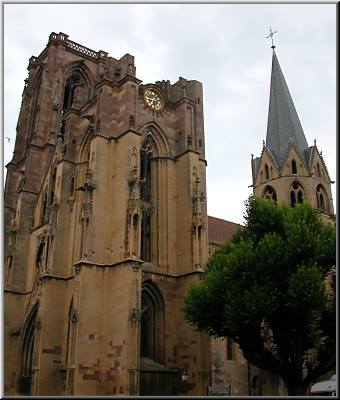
xmin=291 ymin=159 xmax=297 ymax=174
xmin=316 ymin=184 xmax=329 ymax=212
xmin=316 ymin=163 xmax=321 ymax=177
xmin=140 ymin=282 xmax=165 ymax=364
xmin=265 ymin=164 xmax=270 ymax=180
xmin=140 ymin=137 xmax=154 ymax=262
xmin=63 ymin=73 xmax=83 ymax=112
xmin=290 ymin=181 xmax=304 ymax=207
xmin=18 ymin=305 xmax=38 ymax=395
xmin=60 ymin=73 xmax=86 ymax=138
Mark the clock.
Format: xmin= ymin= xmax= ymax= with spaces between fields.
xmin=144 ymin=89 xmax=163 ymax=111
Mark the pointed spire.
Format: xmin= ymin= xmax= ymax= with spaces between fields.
xmin=265 ymin=50 xmax=309 ymax=166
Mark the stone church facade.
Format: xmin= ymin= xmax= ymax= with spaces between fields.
xmin=4 ymin=33 xmax=334 ymax=396
xmin=4 ymin=32 xmax=210 ymax=396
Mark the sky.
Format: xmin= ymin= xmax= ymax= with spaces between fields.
xmin=3 ymin=3 xmax=336 ymax=224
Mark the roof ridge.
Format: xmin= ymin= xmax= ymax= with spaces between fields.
xmin=208 ymin=215 xmax=242 ymax=226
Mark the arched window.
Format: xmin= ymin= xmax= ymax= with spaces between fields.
xmin=290 ymin=181 xmax=304 ymax=207
xmin=61 ymin=73 xmax=87 ymax=138
xmin=63 ymin=74 xmax=83 ymax=112
xmin=291 ymin=159 xmax=297 ymax=174
xmin=36 ymin=241 xmax=45 ymax=271
xmin=140 ymin=282 xmax=165 ymax=364
xmin=263 ymin=186 xmax=277 ymax=202
xmin=316 ymin=184 xmax=329 ymax=212
xmin=265 ymin=164 xmax=269 ymax=180
xmin=316 ymin=163 xmax=321 ymax=177
xmin=18 ymin=305 xmax=38 ymax=395
xmin=140 ymin=137 xmax=154 ymax=262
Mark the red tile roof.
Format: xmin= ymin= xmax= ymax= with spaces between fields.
xmin=208 ymin=216 xmax=243 ymax=244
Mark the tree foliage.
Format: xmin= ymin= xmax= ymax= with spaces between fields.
xmin=184 ymin=197 xmax=336 ymax=395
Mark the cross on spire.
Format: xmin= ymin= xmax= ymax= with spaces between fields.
xmin=266 ymin=27 xmax=277 ymax=49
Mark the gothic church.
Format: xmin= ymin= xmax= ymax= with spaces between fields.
xmin=4 ymin=32 xmax=334 ymax=396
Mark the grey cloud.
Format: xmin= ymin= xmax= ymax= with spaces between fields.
xmin=3 ymin=3 xmax=336 ymax=224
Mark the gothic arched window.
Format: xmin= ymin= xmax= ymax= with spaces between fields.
xmin=36 ymin=241 xmax=45 ymax=271
xmin=263 ymin=186 xmax=277 ymax=202
xmin=316 ymin=184 xmax=329 ymax=212
xmin=291 ymin=159 xmax=297 ymax=174
xmin=290 ymin=181 xmax=304 ymax=207
xmin=61 ymin=73 xmax=86 ymax=138
xmin=140 ymin=282 xmax=165 ymax=364
xmin=63 ymin=74 xmax=83 ymax=112
xmin=140 ymin=137 xmax=154 ymax=262
xmin=265 ymin=164 xmax=269 ymax=180
xmin=316 ymin=163 xmax=321 ymax=177
xmin=18 ymin=305 xmax=38 ymax=395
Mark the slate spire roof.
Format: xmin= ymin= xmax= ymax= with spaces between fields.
xmin=266 ymin=49 xmax=309 ymax=166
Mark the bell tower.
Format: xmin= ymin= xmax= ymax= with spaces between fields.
xmin=4 ymin=33 xmax=210 ymax=396
xmin=251 ymin=34 xmax=334 ymax=220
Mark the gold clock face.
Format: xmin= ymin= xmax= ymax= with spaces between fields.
xmin=144 ymin=89 xmax=162 ymax=111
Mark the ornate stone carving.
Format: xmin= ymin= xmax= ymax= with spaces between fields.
xmin=192 ymin=168 xmax=205 ymax=228
xmin=78 ymin=169 xmax=96 ymax=220
xmin=126 ymin=147 xmax=142 ymax=257
xmin=54 ymin=135 xmax=65 ymax=161
xmin=139 ymin=139 xmax=154 ymax=216
xmin=47 ymin=201 xmax=59 ymax=236
xmin=192 ymin=167 xmax=206 ymax=271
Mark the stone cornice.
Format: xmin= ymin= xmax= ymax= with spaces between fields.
xmin=73 ymin=258 xmax=205 ymax=279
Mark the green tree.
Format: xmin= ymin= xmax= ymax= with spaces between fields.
xmin=184 ymin=197 xmax=335 ymax=396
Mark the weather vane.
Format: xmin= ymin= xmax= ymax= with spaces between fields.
xmin=266 ymin=27 xmax=277 ymax=49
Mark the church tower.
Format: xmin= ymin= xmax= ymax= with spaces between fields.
xmin=4 ymin=33 xmax=210 ymax=396
xmin=251 ymin=40 xmax=334 ymax=220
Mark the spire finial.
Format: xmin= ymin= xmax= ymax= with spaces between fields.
xmin=266 ymin=27 xmax=277 ymax=50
